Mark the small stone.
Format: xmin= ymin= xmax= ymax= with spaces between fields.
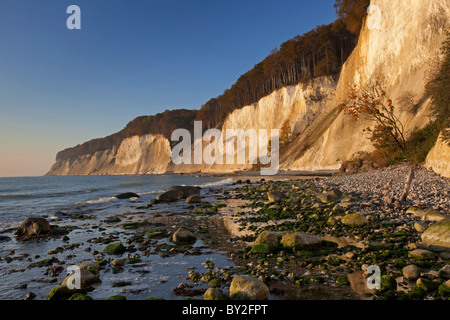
xmin=438 ymin=265 xmax=450 ymax=280
xmin=267 ymin=191 xmax=284 ymax=202
xmin=414 ymin=221 xmax=427 ymax=233
xmin=111 ymin=259 xmax=125 ymax=267
xmin=186 ymin=194 xmax=202 ymax=204
xmin=341 ymin=213 xmax=368 ymax=227
xmin=408 ymin=249 xmax=435 ymax=260
xmin=171 ymin=228 xmax=196 ymax=244
xmin=402 ymin=265 xmax=420 ymax=281
xmin=345 ymin=252 xmax=356 ymax=260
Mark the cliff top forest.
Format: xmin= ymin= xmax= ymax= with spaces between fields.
xmin=56 ymin=0 xmax=369 ymax=161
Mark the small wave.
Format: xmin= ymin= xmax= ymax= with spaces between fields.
xmin=76 ymin=196 xmax=117 ymax=205
xmin=196 ymin=178 xmax=235 ymax=189
xmin=138 ymin=190 xmax=164 ymax=196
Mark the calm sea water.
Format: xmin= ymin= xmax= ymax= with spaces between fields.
xmin=0 ymin=175 xmax=233 ymax=231
xmin=0 ymin=175 xmax=237 ymax=300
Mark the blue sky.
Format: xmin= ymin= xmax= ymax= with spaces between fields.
xmin=0 ymin=0 xmax=337 ymax=176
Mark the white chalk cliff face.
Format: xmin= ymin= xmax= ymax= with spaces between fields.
xmin=48 ymin=134 xmax=171 ymax=175
xmin=48 ymin=0 xmax=450 ymax=177
xmin=426 ymin=132 xmax=450 ymax=178
xmin=280 ymin=0 xmax=450 ymax=173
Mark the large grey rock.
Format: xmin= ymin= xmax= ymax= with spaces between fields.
xmin=157 ymin=186 xmax=201 ymax=202
xmin=421 ymin=219 xmax=450 ymax=248
xmin=229 ymin=275 xmax=269 ymax=300
xmin=15 ymin=218 xmax=50 ymax=239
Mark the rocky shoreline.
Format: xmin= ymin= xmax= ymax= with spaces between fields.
xmin=1 ymin=164 xmax=449 ymax=300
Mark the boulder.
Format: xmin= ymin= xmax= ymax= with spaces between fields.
xmin=115 ymin=192 xmax=140 ymax=199
xmin=280 ymin=232 xmax=322 ymax=248
xmin=186 ymin=194 xmax=202 ymax=204
xmin=171 ymin=228 xmax=196 ymax=244
xmin=204 ymin=288 xmax=228 ymax=300
xmin=341 ymin=213 xmax=368 ymax=227
xmin=61 ymin=268 xmax=101 ymax=290
xmin=103 ymin=242 xmax=126 ymax=255
xmin=407 ymin=207 xmax=448 ymax=221
xmin=157 ymin=186 xmax=201 ymax=202
xmin=421 ymin=219 xmax=450 ymax=248
xmin=267 ymin=191 xmax=284 ymax=202
xmin=15 ymin=218 xmax=50 ymax=239
xmin=408 ymin=249 xmax=436 ymax=260
xmin=402 ymin=265 xmax=420 ymax=281
xmin=254 ymin=230 xmax=282 ymax=246
xmin=229 ymin=275 xmax=269 ymax=300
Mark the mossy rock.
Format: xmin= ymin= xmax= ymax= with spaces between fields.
xmin=438 ymin=283 xmax=450 ymax=297
xmin=28 ymin=257 xmax=59 ymax=268
xmin=208 ymin=278 xmax=222 ymax=288
xmin=204 ymin=288 xmax=228 ymax=300
xmin=47 ymin=285 xmax=81 ymax=300
xmin=416 ymin=278 xmax=440 ymax=292
xmin=103 ymin=295 xmax=127 ymax=300
xmin=379 ymin=275 xmax=397 ymax=292
xmin=254 ymin=230 xmax=282 ymax=246
xmin=250 ymin=244 xmax=278 ymax=254
xmin=341 ymin=213 xmax=368 ymax=227
xmin=421 ymin=219 xmax=450 ymax=248
xmin=145 ymin=297 xmax=166 ymax=300
xmin=229 ymin=275 xmax=269 ymax=300
xmin=125 ymin=258 xmax=142 ymax=264
xmin=68 ymin=293 xmax=93 ymax=300
xmin=146 ymin=231 xmax=164 ymax=239
xmin=95 ymin=259 xmax=107 ymax=267
xmin=103 ymin=242 xmax=126 ymax=255
xmin=336 ymin=276 xmax=350 ymax=286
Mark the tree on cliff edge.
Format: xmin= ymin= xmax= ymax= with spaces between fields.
xmin=340 ymin=81 xmax=406 ymax=154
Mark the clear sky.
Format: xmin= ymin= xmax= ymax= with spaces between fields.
xmin=0 ymin=0 xmax=338 ymax=177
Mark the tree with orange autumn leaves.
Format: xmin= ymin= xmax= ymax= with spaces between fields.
xmin=340 ymin=82 xmax=406 ymax=154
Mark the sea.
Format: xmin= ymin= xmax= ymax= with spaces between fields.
xmin=0 ymin=175 xmax=237 ymax=300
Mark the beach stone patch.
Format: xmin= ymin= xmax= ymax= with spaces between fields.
xmin=229 ymin=275 xmax=269 ymax=300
